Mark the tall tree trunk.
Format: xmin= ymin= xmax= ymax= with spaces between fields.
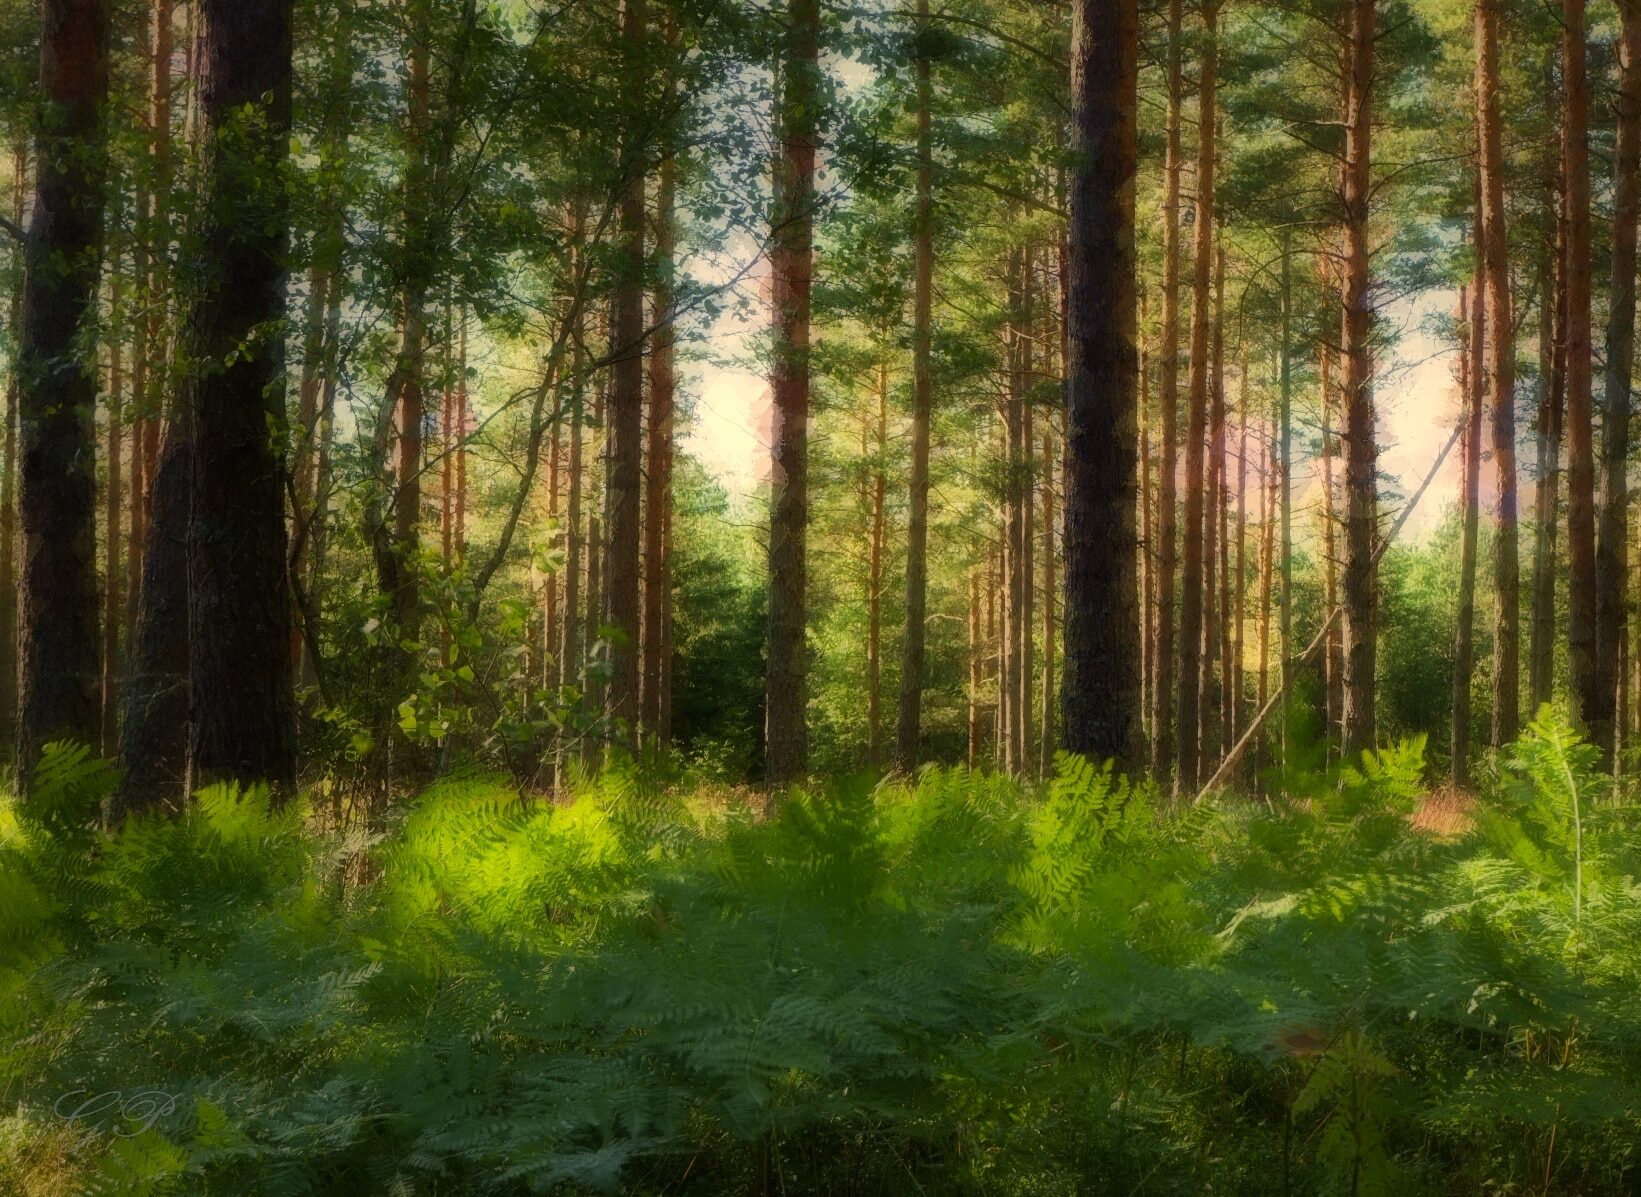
xmin=1062 ymin=0 xmax=1141 ymax=766
xmin=1257 ymin=416 xmax=1275 ymax=768
xmin=1453 ymin=282 xmax=1482 ymax=787
xmin=1595 ymin=0 xmax=1641 ymax=759
xmin=1530 ymin=137 xmax=1566 ymax=711
xmin=557 ymin=294 xmax=586 ymax=782
xmin=0 ymin=145 xmax=20 ymax=750
xmin=1003 ymin=245 xmax=1026 ymax=774
xmin=186 ymin=0 xmax=296 ymax=793
xmin=1232 ymin=353 xmax=1248 ymax=742
xmin=1019 ymin=252 xmax=1036 ymax=770
xmin=1142 ymin=298 xmax=1155 ymax=732
xmin=17 ymin=0 xmax=112 ymax=781
xmin=642 ymin=133 xmax=676 ymax=744
xmin=1151 ymin=0 xmax=1183 ymax=782
xmin=1201 ymin=243 xmax=1224 ymax=766
xmin=1174 ymin=0 xmax=1216 ymax=790
xmin=100 ymin=265 xmax=123 ymax=756
xmin=1321 ymin=342 xmax=1343 ymax=746
xmin=967 ymin=563 xmax=980 ymax=767
xmin=895 ymin=0 xmax=935 ymax=770
xmin=1277 ymin=240 xmax=1293 ymax=762
xmin=1564 ymin=0 xmax=1599 ymax=738
xmin=1339 ymin=0 xmax=1378 ymax=758
xmin=1476 ymin=0 xmax=1519 ymax=749
xmin=606 ymin=0 xmax=646 ymax=746
xmin=1041 ymin=419 xmax=1058 ymax=772
xmin=764 ymin=0 xmax=818 ymax=784
xmin=387 ymin=3 xmax=431 ymax=645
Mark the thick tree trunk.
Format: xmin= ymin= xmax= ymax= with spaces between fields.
xmin=1061 ymin=0 xmax=1141 ymax=766
xmin=1339 ymin=0 xmax=1378 ymax=758
xmin=606 ymin=0 xmax=646 ymax=746
xmin=895 ymin=0 xmax=935 ymax=770
xmin=1564 ymin=0 xmax=1599 ymax=739
xmin=1595 ymin=0 xmax=1641 ymax=759
xmin=1139 ymin=308 xmax=1152 ymax=739
xmin=1174 ymin=0 xmax=1216 ymax=790
xmin=1151 ymin=0 xmax=1183 ymax=782
xmin=185 ymin=0 xmax=296 ymax=793
xmin=17 ymin=0 xmax=111 ymax=781
xmin=1476 ymin=0 xmax=1519 ymax=749
xmin=764 ymin=0 xmax=818 ymax=784
xmin=113 ymin=430 xmax=190 ymax=818
xmin=1453 ymin=283 xmax=1482 ymax=787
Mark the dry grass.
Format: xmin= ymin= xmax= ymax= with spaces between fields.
xmin=1410 ymin=786 xmax=1477 ymax=838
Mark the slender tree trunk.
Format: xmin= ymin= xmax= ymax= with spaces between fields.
xmin=1565 ymin=0 xmax=1599 ymax=738
xmin=1277 ymin=241 xmax=1293 ymax=763
xmin=967 ymin=563 xmax=980 ymax=767
xmin=642 ymin=133 xmax=676 ymax=744
xmin=606 ymin=0 xmax=646 ymax=745
xmin=1003 ymin=245 xmax=1027 ymax=774
xmin=1232 ymin=354 xmax=1248 ymax=743
xmin=17 ymin=0 xmax=111 ymax=780
xmin=185 ymin=0 xmax=296 ymax=793
xmin=1531 ymin=142 xmax=1566 ymax=713
xmin=1595 ymin=0 xmax=1641 ymax=759
xmin=1062 ymin=0 xmax=1141 ymax=766
xmin=765 ymin=0 xmax=818 ymax=784
xmin=1453 ymin=283 xmax=1482 ymax=787
xmin=101 ymin=266 xmax=123 ymax=756
xmin=558 ymin=295 xmax=586 ymax=778
xmin=1257 ymin=416 xmax=1275 ymax=767
xmin=1321 ymin=342 xmax=1343 ymax=746
xmin=0 ymin=145 xmax=20 ymax=750
xmin=1151 ymin=0 xmax=1183 ymax=782
xmin=1475 ymin=0 xmax=1519 ymax=749
xmin=1142 ymin=297 xmax=1155 ymax=732
xmin=895 ymin=0 xmax=935 ymax=769
xmin=1020 ymin=251 xmax=1036 ymax=769
xmin=1041 ymin=419 xmax=1058 ymax=772
xmin=1339 ymin=0 xmax=1379 ymax=758
xmin=1174 ymin=0 xmax=1216 ymax=790
xmin=1201 ymin=239 xmax=1225 ymax=765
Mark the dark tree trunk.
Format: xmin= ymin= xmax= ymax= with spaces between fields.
xmin=1174 ymin=0 xmax=1216 ymax=790
xmin=101 ymin=267 xmax=123 ymax=756
xmin=1564 ymin=0 xmax=1598 ymax=739
xmin=113 ymin=430 xmax=190 ymax=818
xmin=607 ymin=0 xmax=646 ymax=745
xmin=1476 ymin=0 xmax=1519 ymax=749
xmin=1150 ymin=0 xmax=1182 ymax=782
xmin=1061 ymin=0 xmax=1141 ymax=767
xmin=764 ymin=0 xmax=818 ymax=784
xmin=185 ymin=0 xmax=296 ymax=792
xmin=642 ymin=137 xmax=675 ymax=744
xmin=1339 ymin=0 xmax=1378 ymax=758
xmin=1595 ymin=0 xmax=1641 ymax=760
xmin=16 ymin=0 xmax=112 ymax=782
xmin=895 ymin=0 xmax=935 ymax=770
xmin=0 ymin=145 xmax=19 ymax=750
xmin=1530 ymin=134 xmax=1566 ymax=712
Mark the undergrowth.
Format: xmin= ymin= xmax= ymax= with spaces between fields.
xmin=2 ymin=707 xmax=1639 ymax=1194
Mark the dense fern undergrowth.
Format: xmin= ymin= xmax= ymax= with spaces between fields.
xmin=2 ymin=710 xmax=1639 ymax=1195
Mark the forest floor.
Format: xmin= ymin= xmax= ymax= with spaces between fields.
xmin=1 ymin=717 xmax=1637 ymax=1195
